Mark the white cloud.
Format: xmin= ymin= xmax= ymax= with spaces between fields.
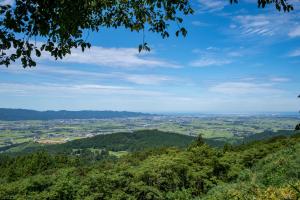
xmin=0 ymin=0 xmax=14 ymax=5
xmin=270 ymin=77 xmax=290 ymax=82
xmin=41 ymin=46 xmax=179 ymax=68
xmin=233 ymin=15 xmax=274 ymax=36
xmin=206 ymin=46 xmax=220 ymax=51
xmin=198 ymin=0 xmax=229 ymax=12
xmin=0 ymin=83 xmax=205 ymax=112
xmin=231 ymin=13 xmax=300 ymax=38
xmin=190 ymin=47 xmax=240 ymax=67
xmin=288 ymin=26 xmax=300 ymax=38
xmin=190 ymin=58 xmax=232 ymax=67
xmin=191 ymin=21 xmax=208 ymax=27
xmin=230 ymin=24 xmax=237 ymax=29
xmin=0 ymin=83 xmax=167 ymax=97
xmin=3 ymin=42 xmax=180 ymax=69
xmin=122 ymin=74 xmax=174 ymax=85
xmin=210 ymin=82 xmax=282 ymax=95
xmin=0 ymin=65 xmax=176 ymax=85
xmin=288 ymin=49 xmax=300 ymax=57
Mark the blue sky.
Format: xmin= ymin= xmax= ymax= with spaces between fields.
xmin=0 ymin=0 xmax=299 ymax=113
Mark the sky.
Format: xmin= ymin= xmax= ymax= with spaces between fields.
xmin=0 ymin=0 xmax=300 ymax=113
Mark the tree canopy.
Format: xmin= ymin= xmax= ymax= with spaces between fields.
xmin=0 ymin=0 xmax=295 ymax=68
xmin=1 ymin=130 xmax=300 ymax=199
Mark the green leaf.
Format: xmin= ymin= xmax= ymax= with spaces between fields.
xmin=35 ymin=49 xmax=41 ymax=57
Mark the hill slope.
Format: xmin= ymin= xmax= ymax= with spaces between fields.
xmin=4 ymin=129 xmax=295 ymax=155
xmin=58 ymin=129 xmax=194 ymax=151
xmin=0 ymin=108 xmax=151 ymax=120
xmin=4 ymin=130 xmax=196 ymax=154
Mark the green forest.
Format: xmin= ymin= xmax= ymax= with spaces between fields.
xmin=0 ymin=130 xmax=300 ymax=199
xmin=2 ymin=130 xmax=195 ymax=155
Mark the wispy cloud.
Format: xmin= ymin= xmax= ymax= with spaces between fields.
xmin=4 ymin=42 xmax=180 ymax=68
xmin=288 ymin=48 xmax=300 ymax=57
xmin=198 ymin=0 xmax=229 ymax=12
xmin=189 ymin=47 xmax=243 ymax=67
xmin=191 ymin=21 xmax=209 ymax=27
xmin=0 ymin=65 xmax=176 ymax=86
xmin=0 ymin=0 xmax=14 ymax=5
xmin=0 ymin=83 xmax=168 ymax=97
xmin=270 ymin=77 xmax=290 ymax=82
xmin=288 ymin=26 xmax=300 ymax=38
xmin=122 ymin=74 xmax=174 ymax=85
xmin=230 ymin=13 xmax=300 ymax=38
xmin=210 ymin=82 xmax=282 ymax=95
xmin=239 ymin=76 xmax=291 ymax=83
xmin=233 ymin=15 xmax=275 ymax=36
xmin=190 ymin=58 xmax=232 ymax=67
xmin=41 ymin=46 xmax=179 ymax=68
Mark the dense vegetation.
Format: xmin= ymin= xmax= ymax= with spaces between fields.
xmin=238 ymin=129 xmax=295 ymax=144
xmin=0 ymin=130 xmax=299 ymax=199
xmin=0 ymin=108 xmax=151 ymax=120
xmin=296 ymin=123 xmax=300 ymax=130
xmin=3 ymin=129 xmax=295 ymax=155
xmin=4 ymin=130 xmax=195 ymax=155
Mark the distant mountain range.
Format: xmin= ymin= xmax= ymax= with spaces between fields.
xmin=0 ymin=108 xmax=152 ymax=121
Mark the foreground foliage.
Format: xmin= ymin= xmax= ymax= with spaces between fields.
xmin=0 ymin=0 xmax=294 ymax=67
xmin=0 ymin=132 xmax=300 ymax=199
xmin=0 ymin=0 xmax=193 ymax=67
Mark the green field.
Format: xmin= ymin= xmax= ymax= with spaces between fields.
xmin=0 ymin=115 xmax=298 ymax=149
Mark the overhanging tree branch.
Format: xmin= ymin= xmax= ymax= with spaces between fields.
xmin=0 ymin=0 xmax=194 ymax=67
xmin=0 ymin=0 xmax=295 ymax=68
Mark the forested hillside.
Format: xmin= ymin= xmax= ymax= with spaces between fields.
xmin=48 ymin=129 xmax=194 ymax=152
xmin=3 ymin=129 xmax=294 ymax=156
xmin=3 ymin=130 xmax=195 ymax=155
xmin=0 ymin=131 xmax=299 ymax=199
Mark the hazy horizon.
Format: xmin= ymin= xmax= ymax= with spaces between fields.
xmin=0 ymin=107 xmax=299 ymax=116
